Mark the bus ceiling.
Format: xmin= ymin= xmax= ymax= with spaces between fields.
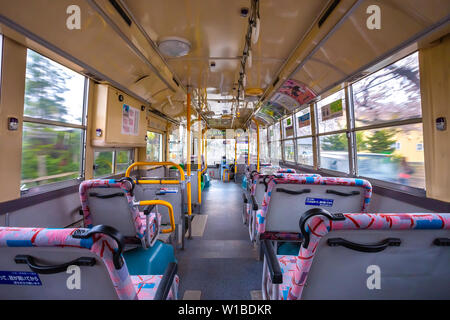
xmin=0 ymin=0 xmax=448 ymax=130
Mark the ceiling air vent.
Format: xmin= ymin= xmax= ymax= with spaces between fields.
xmin=318 ymin=0 xmax=341 ymax=28
xmin=109 ymin=0 xmax=132 ymax=27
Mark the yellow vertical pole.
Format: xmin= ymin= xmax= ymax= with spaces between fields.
xmin=235 ymin=139 xmax=237 ymax=174
xmin=186 ymin=92 xmax=192 ymax=217
xmin=253 ymin=118 xmax=260 ymax=172
xmin=197 ymin=113 xmax=202 ymax=204
xmin=247 ymin=127 xmax=251 ymax=167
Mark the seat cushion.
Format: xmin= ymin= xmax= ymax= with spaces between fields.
xmin=131 ymin=275 xmax=179 ymax=300
xmin=277 ymin=255 xmax=298 ymax=300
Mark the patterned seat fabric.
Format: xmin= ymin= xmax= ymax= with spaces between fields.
xmin=132 ymin=275 xmax=179 ymax=300
xmin=255 ymin=176 xmax=373 ymax=238
xmin=0 ymin=227 xmax=177 ymax=300
xmin=80 ymin=179 xmax=161 ymax=244
xmin=276 ymin=168 xmax=296 ymax=173
xmin=270 ymin=213 xmax=450 ymax=300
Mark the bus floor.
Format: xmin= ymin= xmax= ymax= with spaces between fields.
xmin=177 ymin=179 xmax=262 ymax=300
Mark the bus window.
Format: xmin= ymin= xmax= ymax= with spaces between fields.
xmin=21 ymin=50 xmax=86 ymax=192
xmin=93 ymin=151 xmax=113 ymax=178
xmin=352 ymin=52 xmax=424 ymax=188
xmin=115 ymin=150 xmax=134 ymax=174
xmin=297 ymin=137 xmax=314 ymax=167
xmin=146 ymin=131 xmax=163 ymax=162
xmin=319 ymin=133 xmax=349 ymax=173
xmin=284 ymin=140 xmax=295 ymax=162
xmin=317 ymin=90 xmax=347 ymax=134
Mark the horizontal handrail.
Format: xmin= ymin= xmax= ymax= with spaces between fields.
xmin=125 ymin=162 xmax=185 ymax=183
xmin=139 ymin=200 xmax=175 ymax=234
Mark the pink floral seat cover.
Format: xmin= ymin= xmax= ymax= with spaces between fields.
xmin=0 ymin=227 xmax=178 ymax=300
xmin=255 ymin=176 xmax=372 ymax=239
xmin=79 ymin=179 xmax=161 ymax=242
xmin=273 ymin=213 xmax=450 ymax=300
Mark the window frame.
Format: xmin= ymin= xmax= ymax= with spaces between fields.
xmin=277 ymin=51 xmax=426 ymax=193
xmin=21 ymin=50 xmax=89 ymax=197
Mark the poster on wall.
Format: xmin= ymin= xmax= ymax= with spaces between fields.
xmin=278 ymin=79 xmax=317 ymax=106
xmin=271 ymin=92 xmax=300 ymax=112
xmin=122 ymin=104 xmax=140 ymax=136
xmin=258 ymin=101 xmax=286 ymax=122
xmin=284 ymin=117 xmax=294 ymax=137
xmin=298 ymin=112 xmax=311 ymax=128
xmin=321 ymin=99 xmax=343 ymax=121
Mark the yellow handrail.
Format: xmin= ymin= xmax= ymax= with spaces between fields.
xmin=139 ymin=200 xmax=175 ymax=234
xmin=186 ymin=92 xmax=192 ymax=216
xmin=125 ymin=162 xmax=185 ymax=183
xmin=200 ymin=130 xmax=208 ymax=175
xmin=197 ymin=112 xmax=202 ymax=204
xmin=252 ymin=118 xmax=260 ymax=172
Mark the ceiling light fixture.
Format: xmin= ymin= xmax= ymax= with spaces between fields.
xmin=158 ymin=37 xmax=191 ymax=57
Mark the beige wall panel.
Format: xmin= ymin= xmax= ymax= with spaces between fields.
xmin=0 ymin=38 xmax=27 ymax=202
xmin=419 ymin=36 xmax=450 ymax=202
xmin=91 ymin=84 xmax=147 ymax=147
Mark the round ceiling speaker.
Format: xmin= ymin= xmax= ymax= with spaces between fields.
xmin=158 ymin=37 xmax=191 ymax=57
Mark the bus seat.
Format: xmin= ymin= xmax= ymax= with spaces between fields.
xmin=247 ymin=173 xmax=321 ymax=241
xmin=0 ymin=226 xmax=179 ymax=300
xmin=254 ymin=176 xmax=372 ymax=241
xmin=79 ymin=179 xmax=161 ymax=248
xmin=262 ymin=211 xmax=450 ymax=300
xmin=276 ymin=168 xmax=296 ymax=173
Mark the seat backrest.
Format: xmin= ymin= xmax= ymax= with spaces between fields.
xmin=252 ymin=173 xmax=322 ymax=210
xmin=261 ymin=176 xmax=372 ymax=233
xmin=284 ymin=212 xmax=450 ymax=300
xmin=0 ymin=227 xmax=137 ymax=300
xmin=80 ymin=180 xmax=145 ymax=239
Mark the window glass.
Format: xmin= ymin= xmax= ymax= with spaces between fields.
xmin=115 ymin=150 xmax=133 ymax=173
xmin=353 ymin=53 xmax=421 ymax=127
xmin=207 ymin=138 xmax=226 ymax=165
xmin=24 ymin=50 xmax=85 ymax=124
xmin=146 ymin=131 xmax=163 ymax=162
xmin=93 ymin=151 xmax=113 ymax=178
xmin=21 ymin=50 xmax=86 ymax=192
xmin=297 ymin=137 xmax=314 ymax=166
xmin=270 ymin=140 xmax=282 ymax=163
xmin=284 ymin=140 xmax=295 ymax=162
xmin=21 ymin=123 xmax=82 ymax=189
xmin=317 ymin=90 xmax=346 ymax=133
xmin=319 ymin=133 xmax=349 ymax=173
xmin=295 ymin=107 xmax=312 ymax=137
xmin=273 ymin=122 xmax=281 ymax=141
xmin=260 ymin=128 xmax=269 ymax=163
xmin=356 ymin=123 xmax=425 ymax=188
xmin=282 ymin=117 xmax=294 ymax=138
xmin=168 ymin=126 xmax=182 ymax=163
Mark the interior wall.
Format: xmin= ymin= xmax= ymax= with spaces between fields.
xmin=419 ymin=35 xmax=450 ymax=202
xmin=0 ymin=37 xmax=26 ymax=202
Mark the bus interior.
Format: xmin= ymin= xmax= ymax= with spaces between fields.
xmin=0 ymin=0 xmax=449 ymax=301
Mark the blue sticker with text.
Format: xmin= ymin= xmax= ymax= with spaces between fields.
xmin=305 ymin=197 xmax=334 ymax=207
xmin=0 ymin=271 xmax=42 ymax=286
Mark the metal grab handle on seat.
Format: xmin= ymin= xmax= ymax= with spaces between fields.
xmin=276 ymin=188 xmax=311 ymax=195
xmin=299 ymin=208 xmax=346 ymax=248
xmin=89 ymin=192 xmax=125 ymax=199
xmin=139 ymin=200 xmax=175 ymax=234
xmin=15 ymin=255 xmax=96 ymax=274
xmin=327 ymin=238 xmax=401 ymax=253
xmin=326 ymin=190 xmax=360 ymax=197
